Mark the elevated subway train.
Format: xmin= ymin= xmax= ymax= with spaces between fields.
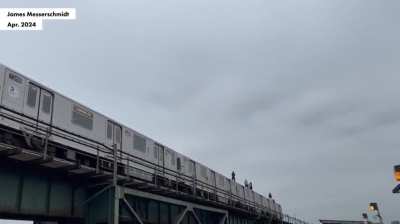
xmin=0 ymin=63 xmax=283 ymax=219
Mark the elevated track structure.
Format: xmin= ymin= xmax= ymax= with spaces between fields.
xmin=0 ymin=64 xmax=311 ymax=224
xmin=0 ymin=105 xmax=308 ymax=224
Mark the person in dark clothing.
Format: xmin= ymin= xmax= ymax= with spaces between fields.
xmin=231 ymin=171 xmax=236 ymax=181
xmin=249 ymin=182 xmax=253 ymax=190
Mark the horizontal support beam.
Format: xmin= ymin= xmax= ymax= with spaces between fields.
xmin=121 ymin=186 xmax=228 ymax=216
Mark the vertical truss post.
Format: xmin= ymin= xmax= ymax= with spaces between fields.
xmin=111 ymin=144 xmax=119 ymax=224
xmin=95 ymin=185 xmax=120 ymax=224
xmin=43 ymin=127 xmax=50 ymax=160
xmin=96 ymin=147 xmax=100 ymax=174
xmin=113 ymin=144 xmax=117 ymax=187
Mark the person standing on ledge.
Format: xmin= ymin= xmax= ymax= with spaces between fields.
xmin=232 ymin=171 xmax=236 ymax=181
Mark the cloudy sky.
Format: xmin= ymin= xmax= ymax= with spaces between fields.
xmin=1 ymin=0 xmax=400 ymax=223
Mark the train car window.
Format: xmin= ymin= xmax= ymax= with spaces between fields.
xmin=107 ymin=122 xmax=112 ymax=139
xmin=42 ymin=94 xmax=52 ymax=114
xmin=9 ymin=73 xmax=23 ymax=84
xmin=134 ymin=134 xmax=146 ymax=153
xmin=72 ymin=105 xmax=93 ymax=130
xmin=27 ymin=84 xmax=37 ymax=108
xmin=177 ymin=158 xmax=181 ymax=171
xmin=115 ymin=127 xmax=122 ymax=143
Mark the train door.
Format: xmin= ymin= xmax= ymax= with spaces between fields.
xmin=210 ymin=170 xmax=217 ymax=199
xmin=106 ymin=120 xmax=122 ymax=151
xmin=24 ymin=82 xmax=54 ymax=128
xmin=189 ymin=159 xmax=196 ymax=193
xmin=154 ymin=143 xmax=164 ymax=175
xmin=176 ymin=156 xmax=182 ymax=184
xmin=177 ymin=156 xmax=182 ymax=173
xmin=226 ymin=177 xmax=232 ymax=201
xmin=38 ymin=89 xmax=53 ymax=124
xmin=3 ymin=71 xmax=25 ymax=113
xmin=210 ymin=170 xmax=216 ymax=189
xmin=164 ymin=148 xmax=172 ymax=170
xmin=189 ymin=160 xmax=196 ymax=178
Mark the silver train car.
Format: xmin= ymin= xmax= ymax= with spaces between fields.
xmin=0 ymin=64 xmax=283 ymax=218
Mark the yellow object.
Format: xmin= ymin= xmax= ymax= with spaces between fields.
xmin=395 ymin=171 xmax=400 ymax=181
xmin=395 ymin=165 xmax=400 ymax=181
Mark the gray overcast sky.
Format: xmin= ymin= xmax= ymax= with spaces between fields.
xmin=1 ymin=0 xmax=400 ymax=223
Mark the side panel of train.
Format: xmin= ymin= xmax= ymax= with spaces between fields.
xmin=0 ymin=65 xmax=29 ymax=131
xmin=262 ymin=197 xmax=270 ymax=213
xmin=123 ymin=131 xmax=157 ymax=182
xmin=215 ymin=172 xmax=231 ymax=204
xmin=0 ymin=65 xmax=4 ymax=102
xmin=0 ymin=66 xmax=113 ymax=162
xmin=0 ymin=64 xmax=284 ymax=219
xmin=270 ymin=200 xmax=282 ymax=218
xmin=276 ymin=203 xmax=282 ymax=219
xmin=179 ymin=154 xmax=196 ymax=186
xmin=0 ymin=66 xmax=156 ymax=179
xmin=195 ymin=162 xmax=212 ymax=193
xmin=244 ymin=188 xmax=255 ymax=207
xmin=174 ymin=152 xmax=195 ymax=190
xmin=52 ymin=95 xmax=109 ymax=157
xmin=0 ymin=67 xmax=63 ymax=142
xmin=237 ymin=184 xmax=245 ymax=204
xmin=164 ymin=147 xmax=178 ymax=179
xmin=254 ymin=193 xmax=263 ymax=212
xmin=229 ymin=182 xmax=246 ymax=206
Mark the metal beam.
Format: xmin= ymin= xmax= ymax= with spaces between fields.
xmin=191 ymin=210 xmax=203 ymax=224
xmin=174 ymin=207 xmax=189 ymax=224
xmin=0 ymin=162 xmax=85 ymax=221
xmin=109 ymin=186 xmax=120 ymax=224
xmin=122 ymin=197 xmax=144 ymax=224
xmin=80 ymin=185 xmax=112 ymax=206
xmin=121 ymin=187 xmax=228 ymax=216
